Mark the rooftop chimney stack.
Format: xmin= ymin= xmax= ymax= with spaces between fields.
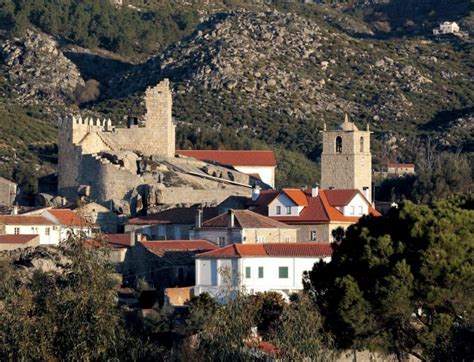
xmin=11 ymin=205 xmax=18 ymax=215
xmin=311 ymin=184 xmax=319 ymax=198
xmin=251 ymin=185 xmax=261 ymax=201
xmin=228 ymin=209 xmax=235 ymax=228
xmin=195 ymin=207 xmax=203 ymax=229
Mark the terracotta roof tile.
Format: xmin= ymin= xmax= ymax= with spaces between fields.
xmin=202 ymin=210 xmax=293 ymax=229
xmin=140 ymin=240 xmax=218 ymax=256
xmin=46 ymin=209 xmax=91 ymax=227
xmin=196 ymin=243 xmax=333 ymax=258
xmin=127 ymin=207 xmax=218 ymax=225
xmin=324 ymin=189 xmax=358 ymax=206
xmin=388 ymin=162 xmax=415 ymax=168
xmin=176 ymin=150 xmax=277 ymax=167
xmin=0 ymin=215 xmax=56 ymax=226
xmin=282 ymin=189 xmax=309 ymax=206
xmin=0 ymin=234 xmax=39 ymax=244
xmin=100 ymin=234 xmax=134 ymax=248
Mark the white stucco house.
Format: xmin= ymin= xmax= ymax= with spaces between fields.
xmin=433 ymin=21 xmax=460 ymax=35
xmin=176 ymin=150 xmax=277 ymax=188
xmin=0 ymin=215 xmax=61 ymax=245
xmin=194 ymin=242 xmax=332 ymax=301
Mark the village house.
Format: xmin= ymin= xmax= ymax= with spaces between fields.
xmin=75 ymin=202 xmax=118 ymax=233
xmin=246 ymin=186 xmax=380 ymax=242
xmin=40 ymin=209 xmax=95 ymax=240
xmin=190 ymin=209 xmax=298 ymax=246
xmin=387 ymin=162 xmax=415 ymax=176
xmin=0 ymin=215 xmax=60 ymax=245
xmin=176 ymin=150 xmax=277 ymax=188
xmin=0 ymin=234 xmax=40 ymax=251
xmin=0 ymin=176 xmax=17 ymax=206
xmin=125 ymin=206 xmax=218 ymax=240
xmin=120 ymin=239 xmax=218 ymax=303
xmin=433 ymin=21 xmax=460 ymax=35
xmin=194 ymin=243 xmax=332 ymax=301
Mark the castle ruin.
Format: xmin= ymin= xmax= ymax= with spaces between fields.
xmin=58 ymin=79 xmax=252 ymax=214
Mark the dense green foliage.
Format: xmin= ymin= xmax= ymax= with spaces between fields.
xmin=0 ymin=237 xmax=132 ymax=360
xmin=306 ymin=193 xmax=474 ymax=360
xmin=0 ymin=0 xmax=199 ymax=58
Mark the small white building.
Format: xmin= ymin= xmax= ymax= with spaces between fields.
xmin=194 ymin=243 xmax=332 ymax=301
xmin=433 ymin=21 xmax=460 ymax=35
xmin=0 ymin=215 xmax=60 ymax=245
xmin=176 ymin=150 xmax=277 ymax=188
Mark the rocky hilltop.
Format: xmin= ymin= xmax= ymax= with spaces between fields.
xmin=107 ymin=10 xmax=471 ymax=145
xmin=0 ymin=30 xmax=85 ymax=106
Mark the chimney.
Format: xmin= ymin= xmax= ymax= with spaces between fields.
xmin=228 ymin=209 xmax=235 ymax=228
xmin=251 ymin=185 xmax=261 ymax=201
xmin=11 ymin=205 xmax=18 ymax=215
xmin=195 ymin=207 xmax=203 ymax=229
xmin=363 ymin=187 xmax=370 ymax=201
xmin=311 ymin=184 xmax=319 ymax=198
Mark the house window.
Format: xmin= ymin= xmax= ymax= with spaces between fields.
xmin=279 ymin=267 xmax=289 ymax=279
xmin=276 ymin=206 xmax=281 ymax=215
xmin=258 ymin=267 xmax=264 ymax=278
xmin=14 ymin=227 xmax=20 ymax=235
xmin=285 ymin=237 xmax=290 ymax=243
xmin=45 ymin=227 xmax=50 ymax=236
xmin=310 ymin=230 xmax=317 ymax=241
xmin=286 ymin=206 xmax=291 ymax=215
xmin=218 ymin=236 xmax=226 ymax=247
xmin=245 ymin=267 xmax=251 ymax=279
xmin=257 ymin=236 xmax=265 ymax=243
xmin=350 ymin=206 xmax=355 ymax=215
xmin=336 ymin=136 xmax=342 ymax=153
xmin=360 ymin=136 xmax=364 ymax=153
xmin=358 ymin=206 xmax=363 ymax=215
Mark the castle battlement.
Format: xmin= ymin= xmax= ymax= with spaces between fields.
xmin=59 ymin=115 xmax=114 ymax=132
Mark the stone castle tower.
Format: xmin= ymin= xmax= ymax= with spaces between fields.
xmin=58 ymin=79 xmax=175 ymax=200
xmin=320 ymin=114 xmax=372 ymax=202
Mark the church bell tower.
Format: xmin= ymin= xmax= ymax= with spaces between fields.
xmin=320 ymin=114 xmax=372 ymax=203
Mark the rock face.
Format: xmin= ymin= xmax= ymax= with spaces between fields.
xmin=109 ymin=9 xmax=471 ymax=133
xmin=0 ymin=30 xmax=85 ymax=105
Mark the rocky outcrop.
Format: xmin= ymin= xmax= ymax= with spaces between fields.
xmin=109 ymin=10 xmax=470 ymax=132
xmin=0 ymin=29 xmax=85 ymax=105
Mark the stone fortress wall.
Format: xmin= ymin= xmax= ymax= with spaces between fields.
xmin=57 ymin=79 xmax=251 ymax=214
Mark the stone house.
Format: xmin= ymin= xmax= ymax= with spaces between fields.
xmin=0 ymin=234 xmax=40 ymax=251
xmin=124 ymin=206 xmax=218 ymax=240
xmin=76 ymin=202 xmax=118 ymax=233
xmin=190 ymin=209 xmax=298 ymax=246
xmin=194 ymin=243 xmax=332 ymax=301
xmin=120 ymin=240 xmax=218 ymax=303
xmin=247 ymin=186 xmax=380 ymax=243
xmin=0 ymin=176 xmax=17 ymax=206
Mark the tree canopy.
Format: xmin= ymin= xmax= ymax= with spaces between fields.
xmin=306 ymin=193 xmax=474 ymax=361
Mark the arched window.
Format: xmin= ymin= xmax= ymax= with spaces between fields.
xmin=336 ymin=136 xmax=342 ymax=153
xmin=360 ymin=136 xmax=364 ymax=152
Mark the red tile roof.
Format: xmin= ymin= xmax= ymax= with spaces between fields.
xmin=127 ymin=207 xmax=218 ymax=225
xmin=176 ymin=150 xmax=277 ymax=167
xmin=282 ymin=189 xmax=308 ymax=207
xmin=0 ymin=215 xmax=56 ymax=226
xmin=196 ymin=242 xmax=333 ymax=258
xmin=100 ymin=234 xmax=134 ymax=248
xmin=202 ymin=210 xmax=293 ymax=229
xmin=46 ymin=209 xmax=91 ymax=227
xmin=0 ymin=234 xmax=39 ymax=244
xmin=252 ymin=189 xmax=378 ymax=224
xmin=140 ymin=240 xmax=218 ymax=256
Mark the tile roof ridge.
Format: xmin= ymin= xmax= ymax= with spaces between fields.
xmin=317 ymin=190 xmax=332 ymax=220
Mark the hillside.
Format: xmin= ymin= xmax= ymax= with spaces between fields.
xmin=0 ymin=0 xmax=472 ymax=192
